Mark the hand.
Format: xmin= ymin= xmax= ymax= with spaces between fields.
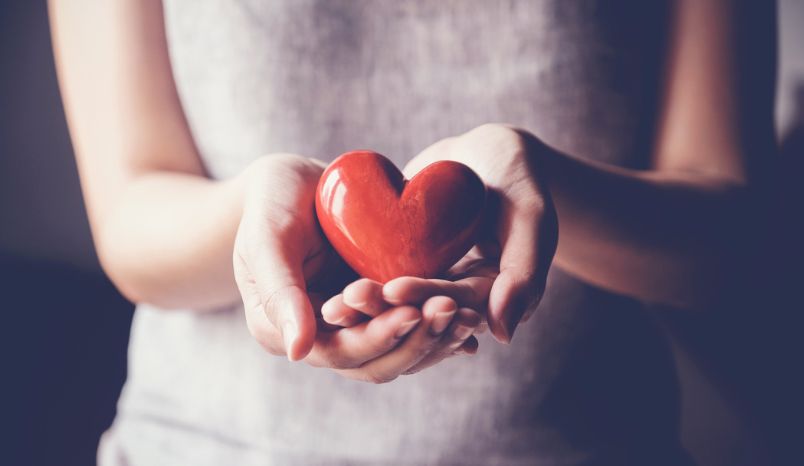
xmin=321 ymin=273 xmax=485 ymax=378
xmin=320 ymin=248 xmax=495 ymax=376
xmin=403 ymin=124 xmax=558 ymax=343
xmin=234 ymin=154 xmax=432 ymax=378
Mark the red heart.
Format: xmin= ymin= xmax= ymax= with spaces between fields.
xmin=316 ymin=150 xmax=486 ymax=282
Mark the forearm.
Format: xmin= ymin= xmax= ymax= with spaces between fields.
xmin=537 ymin=142 xmax=764 ymax=309
xmin=97 ymin=170 xmax=245 ymax=310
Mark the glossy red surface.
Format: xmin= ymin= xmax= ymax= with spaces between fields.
xmin=315 ymin=150 xmax=486 ymax=282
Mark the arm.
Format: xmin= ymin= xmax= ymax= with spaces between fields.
xmin=539 ymin=0 xmax=777 ymax=309
xmin=50 ymin=0 xmax=240 ymax=309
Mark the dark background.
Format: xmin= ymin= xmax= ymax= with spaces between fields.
xmin=1 ymin=2 xmax=133 ymax=465
xmin=1 ymin=1 xmax=802 ymax=465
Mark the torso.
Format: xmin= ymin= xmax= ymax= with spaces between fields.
xmin=108 ymin=2 xmax=694 ymax=464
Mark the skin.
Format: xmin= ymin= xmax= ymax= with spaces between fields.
xmin=50 ymin=0 xmax=775 ymax=382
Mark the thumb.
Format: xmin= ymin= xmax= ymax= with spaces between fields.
xmin=254 ymin=236 xmax=317 ymax=361
xmin=488 ymin=202 xmax=557 ymax=343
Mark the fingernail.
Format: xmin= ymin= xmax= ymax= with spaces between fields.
xmin=453 ymin=324 xmax=474 ymax=340
xmin=282 ymin=321 xmax=298 ymax=360
xmin=429 ymin=309 xmax=456 ymax=336
xmin=344 ymin=298 xmax=366 ymax=308
xmin=395 ymin=318 xmax=421 ymax=338
xmin=330 ymin=315 xmax=349 ymax=327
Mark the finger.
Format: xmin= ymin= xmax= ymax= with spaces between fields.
xmin=404 ymin=307 xmax=482 ymax=374
xmin=251 ymin=236 xmax=318 ymax=361
xmin=342 ymin=278 xmax=389 ymax=317
xmin=337 ymin=297 xmax=460 ymax=384
xmin=321 ymin=294 xmax=365 ymax=327
xmin=383 ymin=276 xmax=492 ymax=310
xmin=424 ymin=296 xmax=459 ymax=337
xmin=236 ymin=251 xmax=287 ymax=356
xmin=488 ymin=203 xmax=556 ymax=343
xmin=430 ymin=307 xmax=483 ymax=355
xmin=308 ymin=305 xmax=422 ymax=369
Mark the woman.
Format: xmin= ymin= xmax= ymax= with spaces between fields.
xmin=50 ymin=0 xmax=776 ymax=464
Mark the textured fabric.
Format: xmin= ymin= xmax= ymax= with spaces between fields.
xmin=102 ymin=1 xmax=694 ymax=464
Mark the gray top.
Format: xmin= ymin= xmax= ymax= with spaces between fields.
xmin=101 ymin=1 xmax=693 ymax=465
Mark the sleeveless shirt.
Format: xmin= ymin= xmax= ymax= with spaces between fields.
xmin=101 ymin=1 xmax=694 ymax=464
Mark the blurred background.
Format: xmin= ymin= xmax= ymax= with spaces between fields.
xmin=1 ymin=1 xmax=802 ymax=465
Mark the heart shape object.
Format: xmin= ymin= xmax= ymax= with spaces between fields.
xmin=316 ymin=150 xmax=486 ymax=282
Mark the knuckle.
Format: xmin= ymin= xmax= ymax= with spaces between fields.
xmin=470 ymin=124 xmax=525 ymax=151
xmin=471 ymin=123 xmax=513 ymax=138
